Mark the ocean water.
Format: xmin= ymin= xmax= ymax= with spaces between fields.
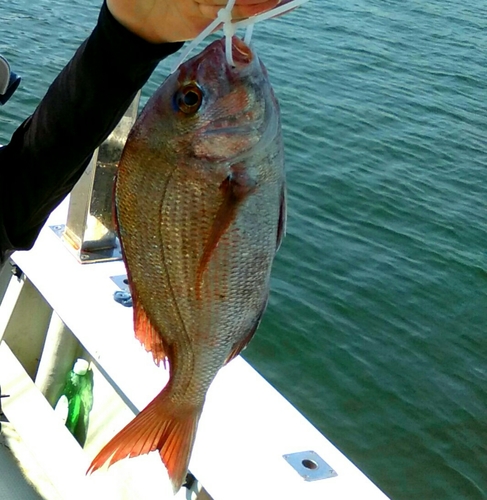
xmin=1 ymin=1 xmax=486 ymax=498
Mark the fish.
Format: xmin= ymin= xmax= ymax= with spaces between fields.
xmin=87 ymin=35 xmax=286 ymax=493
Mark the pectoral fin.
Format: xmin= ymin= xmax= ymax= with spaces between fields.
xmin=196 ymin=164 xmax=256 ymax=299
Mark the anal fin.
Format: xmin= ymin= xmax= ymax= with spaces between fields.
xmin=225 ymin=294 xmax=269 ymax=364
xmin=133 ymin=294 xmax=168 ymax=367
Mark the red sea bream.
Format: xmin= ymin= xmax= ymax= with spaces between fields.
xmin=88 ymin=36 xmax=286 ymax=492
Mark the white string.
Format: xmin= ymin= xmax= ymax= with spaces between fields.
xmin=171 ymin=0 xmax=236 ymax=73
xmin=170 ymin=15 xmax=222 ymax=73
xmin=244 ymin=23 xmax=254 ymax=45
xmin=222 ymin=0 xmax=237 ymax=66
xmin=170 ymin=0 xmax=310 ymax=73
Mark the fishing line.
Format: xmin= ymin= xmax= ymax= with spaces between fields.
xmin=243 ymin=24 xmax=255 ymax=46
xmin=222 ymin=0 xmax=237 ymax=66
xmin=170 ymin=0 xmax=310 ymax=74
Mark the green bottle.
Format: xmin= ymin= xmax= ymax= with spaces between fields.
xmin=55 ymin=358 xmax=93 ymax=444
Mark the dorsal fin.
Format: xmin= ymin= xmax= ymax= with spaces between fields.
xmin=276 ymin=183 xmax=287 ymax=252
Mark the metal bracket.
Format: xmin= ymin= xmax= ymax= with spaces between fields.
xmin=283 ymin=450 xmax=337 ymax=481
xmin=110 ymin=275 xmax=129 ymax=291
xmin=51 ymin=93 xmax=140 ymax=265
xmin=50 ymin=224 xmax=122 ymax=264
xmin=110 ymin=275 xmax=132 ymax=307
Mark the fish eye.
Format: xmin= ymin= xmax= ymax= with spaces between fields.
xmin=176 ymin=84 xmax=203 ymax=114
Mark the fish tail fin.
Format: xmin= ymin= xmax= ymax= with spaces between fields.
xmin=87 ymin=388 xmax=202 ymax=493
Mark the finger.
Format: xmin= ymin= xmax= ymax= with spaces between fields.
xmin=234 ymin=0 xmax=280 ymax=18
xmin=196 ymin=0 xmax=280 ymax=20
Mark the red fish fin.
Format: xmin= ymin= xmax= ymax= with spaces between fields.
xmin=133 ymin=298 xmax=168 ymax=367
xmin=196 ymin=164 xmax=257 ymax=298
xmin=225 ymin=294 xmax=269 ymax=364
xmin=87 ymin=389 xmax=201 ymax=493
xmin=276 ymin=184 xmax=287 ymax=252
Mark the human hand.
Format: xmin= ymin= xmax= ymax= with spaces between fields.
xmin=106 ymin=0 xmax=282 ymax=44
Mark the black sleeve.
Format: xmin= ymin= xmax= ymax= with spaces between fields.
xmin=0 ymin=1 xmax=183 ymax=265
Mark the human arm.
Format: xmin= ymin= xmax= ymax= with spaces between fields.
xmin=0 ymin=0 xmax=278 ymax=265
xmin=0 ymin=1 xmax=181 ymax=264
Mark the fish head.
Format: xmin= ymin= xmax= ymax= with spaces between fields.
xmin=132 ymin=37 xmax=280 ymax=166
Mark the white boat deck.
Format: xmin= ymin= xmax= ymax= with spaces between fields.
xmin=0 ymin=199 xmax=390 ymax=500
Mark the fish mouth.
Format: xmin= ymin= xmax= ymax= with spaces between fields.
xmin=231 ymin=37 xmax=253 ymax=66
